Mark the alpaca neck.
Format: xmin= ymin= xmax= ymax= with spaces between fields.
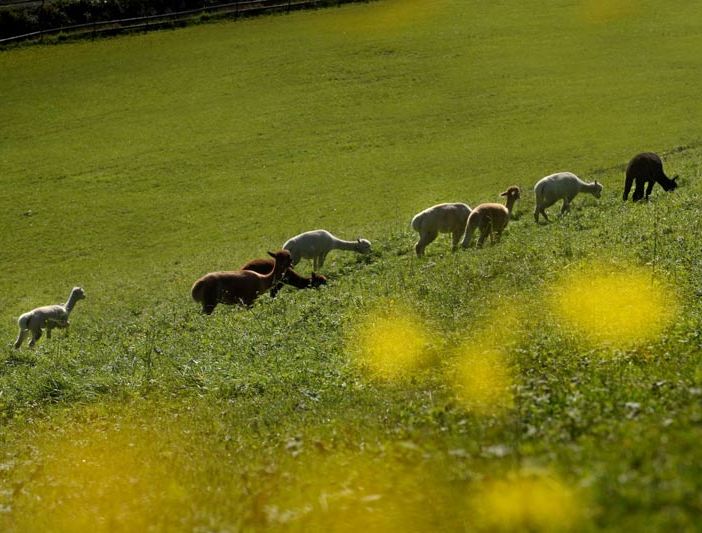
xmin=331 ymin=237 xmax=359 ymax=251
xmin=578 ymin=180 xmax=598 ymax=194
xmin=505 ymin=196 xmax=518 ymax=214
xmin=64 ymin=292 xmax=80 ymax=314
xmin=284 ymin=269 xmax=311 ymax=288
xmin=266 ymin=260 xmax=288 ymax=287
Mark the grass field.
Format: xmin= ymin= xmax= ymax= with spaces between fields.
xmin=2 ymin=0 xmax=702 ymax=530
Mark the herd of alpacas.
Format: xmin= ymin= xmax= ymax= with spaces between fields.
xmin=13 ymin=152 xmax=679 ymax=347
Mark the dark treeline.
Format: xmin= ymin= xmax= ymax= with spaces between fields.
xmin=0 ymin=0 xmax=359 ymax=41
xmin=1 ymin=0 xmax=205 ymax=39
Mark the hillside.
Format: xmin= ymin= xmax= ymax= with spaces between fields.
xmin=1 ymin=0 xmax=702 ymax=530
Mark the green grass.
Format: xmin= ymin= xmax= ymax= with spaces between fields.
xmin=1 ymin=0 xmax=702 ymax=530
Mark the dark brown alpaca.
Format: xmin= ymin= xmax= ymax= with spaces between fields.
xmin=623 ymin=152 xmax=678 ymax=201
xmin=191 ymin=250 xmax=292 ymax=314
xmin=240 ymin=258 xmax=327 ymax=298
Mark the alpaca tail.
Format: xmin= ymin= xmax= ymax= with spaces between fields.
xmin=411 ymin=212 xmax=423 ymax=232
xmin=17 ymin=313 xmax=31 ymax=330
xmin=461 ymin=214 xmax=478 ymax=248
xmin=191 ymin=277 xmax=208 ymax=303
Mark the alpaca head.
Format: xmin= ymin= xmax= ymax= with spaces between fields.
xmin=357 ymin=238 xmax=372 ymax=254
xmin=665 ymin=175 xmax=679 ymax=192
xmin=592 ymin=180 xmax=603 ymax=198
xmin=310 ymin=272 xmax=328 ymax=288
xmin=71 ymin=287 xmax=86 ymax=301
xmin=500 ymin=186 xmax=521 ymax=201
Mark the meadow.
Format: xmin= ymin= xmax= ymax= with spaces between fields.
xmin=1 ymin=0 xmax=702 ymax=530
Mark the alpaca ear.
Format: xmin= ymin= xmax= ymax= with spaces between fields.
xmin=673 ymin=176 xmax=678 ymax=181
xmin=594 ymin=180 xmax=599 ymax=185
xmin=500 ymin=190 xmax=508 ymax=197
xmin=267 ymin=251 xmax=276 ymax=258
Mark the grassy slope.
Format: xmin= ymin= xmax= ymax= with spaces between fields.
xmin=1 ymin=0 xmax=702 ymax=530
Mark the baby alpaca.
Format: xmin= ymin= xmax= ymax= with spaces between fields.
xmin=14 ymin=286 xmax=86 ymax=349
xmin=623 ymin=152 xmax=678 ymax=202
xmin=533 ymin=172 xmax=602 ymax=223
xmin=461 ymin=186 xmax=521 ymax=248
xmin=191 ymin=250 xmax=292 ymax=314
xmin=411 ymin=202 xmax=472 ymax=257
xmin=240 ymin=257 xmax=327 ymax=297
xmin=283 ymin=229 xmax=371 ymax=271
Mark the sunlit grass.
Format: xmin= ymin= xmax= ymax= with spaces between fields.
xmin=471 ymin=469 xmax=584 ymax=532
xmin=10 ymin=412 xmax=189 ymax=532
xmin=548 ymin=261 xmax=677 ymax=349
xmin=449 ymin=303 xmax=521 ymax=415
xmin=265 ymin=450 xmax=450 ymax=532
xmin=452 ymin=345 xmax=515 ymax=415
xmin=333 ymin=0 xmax=449 ymax=34
xmin=350 ymin=300 xmax=431 ymax=380
xmin=580 ymin=0 xmax=638 ymax=24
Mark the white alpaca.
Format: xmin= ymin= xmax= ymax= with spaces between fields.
xmin=534 ymin=172 xmax=603 ymax=223
xmin=411 ymin=202 xmax=472 ymax=257
xmin=461 ymin=186 xmax=521 ymax=248
xmin=14 ymin=287 xmax=86 ymax=349
xmin=283 ymin=229 xmax=372 ymax=270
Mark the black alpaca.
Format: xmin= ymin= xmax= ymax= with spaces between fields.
xmin=623 ymin=152 xmax=678 ymax=201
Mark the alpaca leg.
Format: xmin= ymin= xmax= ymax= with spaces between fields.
xmin=46 ymin=327 xmax=52 ymax=339
xmin=416 ymin=230 xmax=438 ymax=256
xmin=270 ymin=281 xmax=283 ymax=298
xmin=202 ymin=285 xmax=218 ymax=315
xmin=560 ymin=199 xmax=571 ymax=215
xmin=540 ymin=207 xmax=550 ymax=222
xmin=534 ymin=205 xmax=540 ymax=224
xmin=645 ymin=179 xmax=655 ymax=199
xmin=477 ymin=226 xmax=489 ymax=247
xmin=14 ymin=328 xmax=27 ymax=349
xmin=29 ymin=327 xmax=42 ymax=347
xmin=451 ymin=229 xmax=463 ymax=252
xmin=460 ymin=224 xmax=475 ymax=249
xmin=623 ymin=173 xmax=635 ymax=201
xmin=318 ymin=252 xmax=328 ymax=269
xmin=632 ymin=178 xmax=646 ymax=202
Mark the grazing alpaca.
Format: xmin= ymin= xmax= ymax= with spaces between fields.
xmin=282 ymin=229 xmax=372 ymax=270
xmin=14 ymin=286 xmax=86 ymax=349
xmin=623 ymin=152 xmax=678 ymax=201
xmin=191 ymin=250 xmax=292 ymax=314
xmin=533 ymin=172 xmax=603 ymax=223
xmin=411 ymin=202 xmax=472 ymax=257
xmin=461 ymin=186 xmax=521 ymax=248
xmin=240 ymin=257 xmax=327 ymax=297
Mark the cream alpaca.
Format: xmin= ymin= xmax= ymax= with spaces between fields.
xmin=533 ymin=171 xmax=602 ymax=223
xmin=411 ymin=202 xmax=472 ymax=257
xmin=14 ymin=286 xmax=86 ymax=349
xmin=461 ymin=186 xmax=521 ymax=248
xmin=283 ymin=229 xmax=371 ymax=270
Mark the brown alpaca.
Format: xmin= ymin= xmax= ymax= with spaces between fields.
xmin=191 ymin=250 xmax=292 ymax=314
xmin=461 ymin=186 xmax=521 ymax=248
xmin=240 ymin=257 xmax=327 ymax=298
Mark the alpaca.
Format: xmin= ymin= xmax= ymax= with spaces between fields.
xmin=623 ymin=152 xmax=678 ymax=201
xmin=533 ymin=172 xmax=603 ymax=223
xmin=191 ymin=250 xmax=292 ymax=314
xmin=282 ymin=229 xmax=372 ymax=270
xmin=14 ymin=286 xmax=86 ymax=349
xmin=240 ymin=257 xmax=327 ymax=297
xmin=461 ymin=186 xmax=521 ymax=248
xmin=410 ymin=202 xmax=472 ymax=257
